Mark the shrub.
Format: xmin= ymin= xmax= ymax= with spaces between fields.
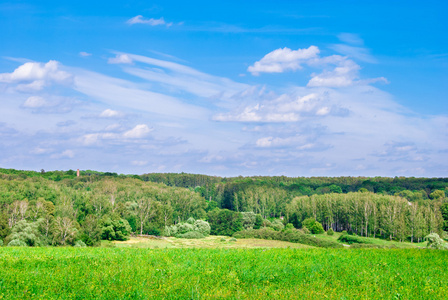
xmin=302 ymin=218 xmax=324 ymax=234
xmin=425 ymin=233 xmax=448 ymax=250
xmin=241 ymin=212 xmax=256 ymax=229
xmin=338 ymin=234 xmax=373 ymax=245
xmin=0 ymin=216 xmax=11 ymax=241
xmin=194 ymin=220 xmax=211 ymax=236
xmin=74 ymin=240 xmax=87 ymax=247
xmin=168 ymin=219 xmax=211 ymax=239
xmin=101 ymin=217 xmax=131 ymax=241
xmin=167 ymin=225 xmax=178 ymax=236
xmin=186 ymin=217 xmax=195 ymax=225
xmin=144 ymin=226 xmax=161 ymax=236
xmin=8 ymin=219 xmax=45 ymax=246
xmin=253 ymin=214 xmax=263 ymax=229
xmin=285 ymin=223 xmax=294 ymax=230
xmin=229 ymin=237 xmax=237 ymax=242
xmin=176 ymin=231 xmax=205 ymax=239
xmin=327 ymin=228 xmax=334 ymax=236
xmin=0 ymin=239 xmax=3 ymax=246
xmin=8 ymin=239 xmax=27 ymax=247
xmin=301 ymin=227 xmax=310 ymax=234
xmin=207 ymin=209 xmax=243 ymax=236
xmin=262 ymin=219 xmax=272 ymax=228
xmin=177 ymin=223 xmax=195 ymax=235
xmin=271 ymin=219 xmax=285 ymax=231
xmin=441 ymin=231 xmax=448 ymax=241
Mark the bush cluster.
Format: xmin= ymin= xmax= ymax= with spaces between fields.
xmin=425 ymin=233 xmax=448 ymax=250
xmin=233 ymin=228 xmax=343 ymax=248
xmin=302 ymin=218 xmax=324 ymax=234
xmin=166 ymin=218 xmax=211 ymax=239
xmin=337 ymin=234 xmax=373 ymax=245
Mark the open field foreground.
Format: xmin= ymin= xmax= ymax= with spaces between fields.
xmin=1 ymin=247 xmax=447 ymax=299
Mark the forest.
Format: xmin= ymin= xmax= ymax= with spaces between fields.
xmin=0 ymin=168 xmax=447 ymax=247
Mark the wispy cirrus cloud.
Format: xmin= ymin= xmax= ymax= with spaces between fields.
xmin=126 ymin=15 xmax=173 ymax=27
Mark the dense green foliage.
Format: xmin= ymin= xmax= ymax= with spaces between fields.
xmin=207 ymin=209 xmax=243 ymax=236
xmin=141 ymin=172 xmax=448 ymax=203
xmin=166 ymin=218 xmax=211 ymax=238
xmin=425 ymin=233 xmax=448 ymax=250
xmin=302 ymin=218 xmax=325 ymax=234
xmin=1 ymin=168 xmax=447 ymax=246
xmin=338 ymin=234 xmax=374 ymax=245
xmin=0 ymin=247 xmax=447 ymax=299
xmin=0 ymin=169 xmax=207 ymax=245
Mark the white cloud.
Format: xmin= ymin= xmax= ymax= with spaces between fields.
xmin=51 ymin=149 xmax=75 ymax=159
xmin=256 ymin=137 xmax=273 ymax=147
xmin=248 ymin=46 xmax=320 ymax=75
xmin=108 ymin=54 xmax=133 ymax=64
xmin=1 ymin=47 xmax=446 ymax=177
xmin=123 ymin=124 xmax=152 ymax=138
xmin=80 ymin=124 xmax=153 ymax=145
xmin=213 ymin=92 xmax=339 ymax=122
xmin=72 ymin=68 xmax=207 ymax=119
xmin=330 ymin=44 xmax=376 ymax=63
xmin=30 ymin=147 xmax=53 ymax=155
xmin=316 ymin=107 xmax=330 ymax=116
xmin=307 ymin=59 xmax=360 ymax=87
xmin=131 ymin=160 xmax=148 ymax=166
xmin=126 ymin=15 xmax=170 ymax=26
xmin=0 ymin=60 xmax=72 ymax=91
xmin=23 ymin=96 xmax=48 ymax=108
xmin=79 ymin=52 xmax=92 ymax=57
xmin=119 ymin=52 xmax=248 ymax=99
xmin=20 ymin=95 xmax=80 ymax=114
xmin=255 ymin=135 xmax=307 ymax=148
xmin=99 ymin=109 xmax=123 ymax=118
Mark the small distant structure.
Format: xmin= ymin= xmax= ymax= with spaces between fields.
xmin=77 ymin=169 xmax=80 ymax=177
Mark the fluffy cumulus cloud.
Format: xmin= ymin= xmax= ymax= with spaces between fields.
xmin=214 ymin=92 xmax=348 ymax=122
xmin=126 ymin=15 xmax=172 ymax=27
xmin=248 ymin=46 xmax=319 ymax=75
xmin=0 ymin=60 xmax=72 ymax=91
xmin=248 ymin=46 xmax=386 ymax=88
xmin=80 ymin=124 xmax=152 ymax=146
xmin=99 ymin=109 xmax=123 ymax=118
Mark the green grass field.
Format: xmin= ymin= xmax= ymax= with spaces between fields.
xmin=1 ymin=246 xmax=447 ymax=299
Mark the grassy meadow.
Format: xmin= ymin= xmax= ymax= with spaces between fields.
xmin=1 ymin=244 xmax=447 ymax=299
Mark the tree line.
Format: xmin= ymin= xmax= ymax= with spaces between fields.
xmin=0 ymin=168 xmax=447 ymax=247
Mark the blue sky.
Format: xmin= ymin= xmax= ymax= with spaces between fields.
xmin=0 ymin=0 xmax=447 ymax=176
